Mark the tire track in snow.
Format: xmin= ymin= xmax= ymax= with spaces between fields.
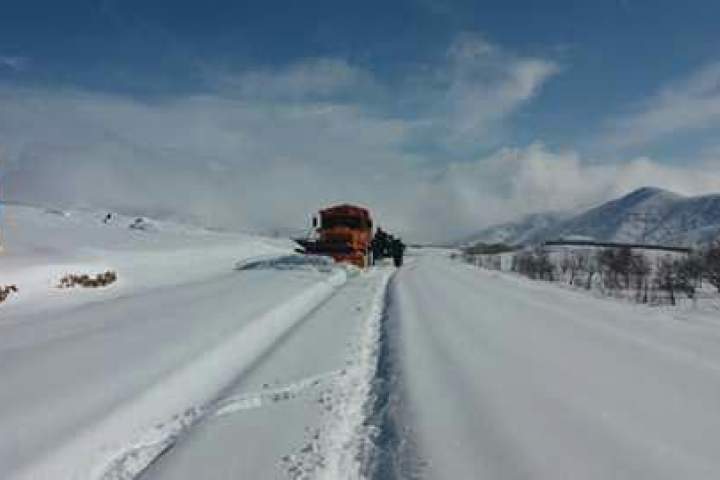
xmin=213 ymin=368 xmax=349 ymax=418
xmin=10 ymin=269 xmax=347 ymax=480
xmin=117 ymin=277 xmax=350 ymax=480
xmin=119 ymin=267 xmax=393 ymax=480
xmin=286 ymin=267 xmax=394 ymax=480
xmin=104 ymin=369 xmax=348 ymax=480
xmin=360 ymin=271 xmax=425 ymax=480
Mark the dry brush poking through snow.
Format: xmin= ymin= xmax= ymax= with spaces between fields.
xmin=0 ymin=284 xmax=18 ymax=303
xmin=57 ymin=271 xmax=118 ymax=289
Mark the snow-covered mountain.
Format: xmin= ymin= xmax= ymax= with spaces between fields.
xmin=464 ymin=187 xmax=720 ymax=247
xmin=461 ymin=211 xmax=569 ymax=246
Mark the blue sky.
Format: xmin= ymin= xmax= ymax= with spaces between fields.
xmin=1 ymin=0 xmax=720 ymax=240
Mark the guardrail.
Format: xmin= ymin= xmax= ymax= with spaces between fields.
xmin=544 ymin=240 xmax=692 ymax=254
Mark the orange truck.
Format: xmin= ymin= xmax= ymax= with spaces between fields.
xmin=295 ymin=204 xmax=373 ymax=268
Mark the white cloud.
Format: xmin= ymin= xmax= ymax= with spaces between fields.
xmin=209 ymin=35 xmax=560 ymax=152
xmin=425 ymin=34 xmax=560 ymax=150
xmin=0 ymin=85 xmax=421 ymax=235
xmin=603 ymin=61 xmax=720 ymax=148
xmin=213 ymin=58 xmax=376 ymax=101
xmin=606 ymin=156 xmax=720 ymax=197
xmin=437 ymin=143 xmax=720 ymax=235
xmin=1 ymin=37 xmax=716 ymax=243
xmin=0 ymin=56 xmax=28 ymax=71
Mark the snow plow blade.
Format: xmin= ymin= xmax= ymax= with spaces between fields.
xmin=294 ymin=238 xmax=354 ymax=255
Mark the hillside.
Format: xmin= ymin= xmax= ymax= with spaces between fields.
xmin=464 ymin=187 xmax=720 ymax=247
xmin=461 ymin=211 xmax=569 ymax=246
xmin=0 ymin=202 xmax=293 ymax=314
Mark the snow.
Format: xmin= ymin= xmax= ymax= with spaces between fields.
xmin=462 ymin=211 xmax=569 ymax=246
xmin=0 ymin=204 xmax=293 ymax=315
xmin=142 ymin=266 xmax=393 ymax=480
xmin=0 ymin=204 xmax=350 ymax=478
xmin=463 ymin=187 xmax=720 ymax=247
xmin=382 ymin=251 xmax=720 ymax=479
xmin=14 ymin=269 xmax=346 ymax=480
xmin=4 ymin=203 xmax=720 ymax=480
xmin=236 ymin=254 xmax=337 ymax=273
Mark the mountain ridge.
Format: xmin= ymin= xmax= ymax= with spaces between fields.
xmin=463 ymin=187 xmax=720 ymax=247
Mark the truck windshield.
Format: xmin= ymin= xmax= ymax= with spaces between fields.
xmin=322 ymin=216 xmax=366 ymax=229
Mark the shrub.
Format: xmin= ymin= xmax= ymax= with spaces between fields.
xmin=0 ymin=285 xmax=18 ymax=303
xmin=706 ymin=243 xmax=720 ymax=293
xmin=58 ymin=271 xmax=118 ymax=289
xmin=464 ymin=242 xmax=516 ymax=255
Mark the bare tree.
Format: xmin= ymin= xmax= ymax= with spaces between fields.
xmin=614 ymin=247 xmax=634 ymax=290
xmin=534 ymin=247 xmax=555 ymax=281
xmin=583 ymin=252 xmax=599 ymax=290
xmin=513 ymin=250 xmax=535 ymax=278
xmin=629 ymin=253 xmax=651 ymax=303
xmin=655 ymin=256 xmax=677 ymax=306
xmin=597 ymin=248 xmax=626 ymax=291
xmin=512 ymin=248 xmax=555 ymax=281
xmin=706 ymin=242 xmax=720 ymax=294
xmin=675 ymin=253 xmax=704 ymax=300
xmin=564 ymin=251 xmax=586 ymax=286
xmin=560 ymin=253 xmax=572 ymax=282
xmin=597 ymin=248 xmax=615 ymax=290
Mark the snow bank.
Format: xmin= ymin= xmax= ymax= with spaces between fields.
xmin=235 ymin=254 xmax=336 ymax=273
xmin=315 ymin=268 xmax=393 ymax=480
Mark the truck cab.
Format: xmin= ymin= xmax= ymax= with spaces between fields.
xmin=296 ymin=204 xmax=373 ymax=268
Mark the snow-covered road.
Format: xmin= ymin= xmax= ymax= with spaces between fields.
xmin=1 ymin=263 xmax=353 ymax=479
xmin=143 ymin=266 xmax=392 ymax=480
xmin=381 ymin=253 xmax=720 ymax=479
xmin=4 ymin=204 xmax=720 ymax=480
xmin=1 ymin=204 xmax=395 ymax=480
